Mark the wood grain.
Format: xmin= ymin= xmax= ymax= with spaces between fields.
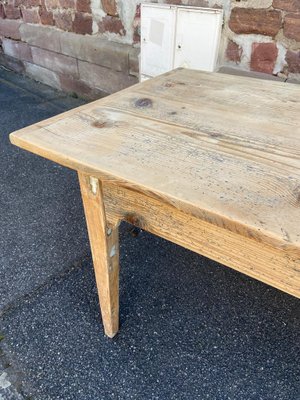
xmin=103 ymin=181 xmax=300 ymax=298
xmin=10 ymin=68 xmax=300 ymax=303
xmin=78 ymin=173 xmax=119 ymax=337
xmin=9 ymin=106 xmax=300 ymax=252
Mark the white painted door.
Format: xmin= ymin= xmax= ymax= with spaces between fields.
xmin=140 ymin=5 xmax=176 ymax=78
xmin=174 ymin=8 xmax=223 ymax=72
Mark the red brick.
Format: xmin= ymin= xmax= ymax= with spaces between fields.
xmin=273 ymin=0 xmax=300 ymax=12
xmin=0 ymin=4 xmax=6 ymax=19
xmin=250 ymin=42 xmax=278 ymax=74
xmin=133 ymin=20 xmax=140 ymax=44
xmin=23 ymin=0 xmax=41 ymax=6
xmin=72 ymin=12 xmax=92 ymax=34
xmin=4 ymin=5 xmax=21 ymax=19
xmin=133 ymin=4 xmax=140 ymax=44
xmin=13 ymin=1 xmax=24 ymax=6
xmin=226 ymin=40 xmax=242 ymax=63
xmin=45 ymin=0 xmax=59 ymax=9
xmin=21 ymin=8 xmax=41 ymax=23
xmin=134 ymin=3 xmax=140 ymax=19
xmin=76 ymin=0 xmax=91 ymax=13
xmin=286 ymin=50 xmax=300 ymax=73
xmin=101 ymin=0 xmax=118 ymax=16
xmin=59 ymin=0 xmax=75 ymax=8
xmin=0 ymin=18 xmax=22 ymax=39
xmin=54 ymin=11 xmax=73 ymax=31
xmin=229 ymin=8 xmax=282 ymax=38
xmin=98 ymin=16 xmax=126 ymax=36
xmin=39 ymin=6 xmax=54 ymax=25
xmin=284 ymin=13 xmax=300 ymax=42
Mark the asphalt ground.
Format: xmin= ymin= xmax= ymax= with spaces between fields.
xmin=0 ymin=67 xmax=299 ymax=400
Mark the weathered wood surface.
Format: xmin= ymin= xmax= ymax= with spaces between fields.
xmin=10 ymin=68 xmax=300 ymax=300
xmin=78 ymin=173 xmax=119 ymax=337
xmin=103 ymin=181 xmax=299 ymax=298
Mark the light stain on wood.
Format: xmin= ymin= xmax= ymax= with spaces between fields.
xmin=78 ymin=173 xmax=119 ymax=337
xmin=10 ymin=68 xmax=300 ymax=336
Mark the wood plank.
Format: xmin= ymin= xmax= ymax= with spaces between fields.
xmin=102 ymin=181 xmax=300 ymax=298
xmin=9 ymin=107 xmax=300 ymax=253
xmin=78 ymin=173 xmax=119 ymax=337
xmin=99 ymin=92 xmax=300 ymax=172
xmin=9 ymin=69 xmax=300 ymax=299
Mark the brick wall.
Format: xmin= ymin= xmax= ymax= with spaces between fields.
xmin=0 ymin=0 xmax=299 ymax=99
xmin=0 ymin=0 xmax=140 ymax=99
xmin=225 ymin=0 xmax=300 ymax=79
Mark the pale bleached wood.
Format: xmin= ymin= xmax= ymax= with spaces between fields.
xmin=102 ymin=181 xmax=300 ymax=299
xmin=78 ymin=173 xmax=119 ymax=337
xmin=10 ymin=107 xmax=300 ymax=252
xmin=9 ymin=69 xmax=300 ymax=306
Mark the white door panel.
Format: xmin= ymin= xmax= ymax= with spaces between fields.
xmin=175 ymin=9 xmax=222 ymax=72
xmin=140 ymin=4 xmax=223 ymax=79
xmin=140 ymin=5 xmax=176 ymax=77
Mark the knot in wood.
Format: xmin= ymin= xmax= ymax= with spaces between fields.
xmin=125 ymin=213 xmax=143 ymax=228
xmin=134 ymin=98 xmax=153 ymax=108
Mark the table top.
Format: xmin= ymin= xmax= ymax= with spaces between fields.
xmin=10 ymin=68 xmax=300 ymax=254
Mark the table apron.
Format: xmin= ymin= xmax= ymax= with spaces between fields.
xmin=101 ymin=180 xmax=300 ymax=299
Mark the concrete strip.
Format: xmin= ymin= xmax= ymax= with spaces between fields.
xmin=24 ymin=62 xmax=62 ymax=90
xmin=218 ymin=66 xmax=286 ymax=81
xmin=129 ymin=46 xmax=139 ymax=77
xmin=78 ymin=60 xmax=137 ymax=93
xmin=0 ymin=53 xmax=26 ymax=74
xmin=31 ymin=47 xmax=79 ymax=77
xmin=59 ymin=74 xmax=107 ymax=100
xmin=0 ymin=19 xmax=22 ymax=40
xmin=60 ymin=31 xmax=130 ymax=72
xmin=19 ymin=23 xmax=61 ymax=53
xmin=18 ymin=23 xmax=133 ymax=73
xmin=2 ymin=38 xmax=32 ymax=63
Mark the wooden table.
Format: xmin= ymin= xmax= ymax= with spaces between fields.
xmin=10 ymin=69 xmax=300 ymax=337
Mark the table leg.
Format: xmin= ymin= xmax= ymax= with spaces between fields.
xmin=78 ymin=172 xmax=119 ymax=338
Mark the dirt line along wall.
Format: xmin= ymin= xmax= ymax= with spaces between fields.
xmin=0 ymin=0 xmax=299 ymax=99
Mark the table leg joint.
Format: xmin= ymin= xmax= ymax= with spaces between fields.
xmin=78 ymin=173 xmax=120 ymax=338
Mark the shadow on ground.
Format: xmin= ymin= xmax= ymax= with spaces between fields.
xmin=0 ymin=67 xmax=299 ymax=400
